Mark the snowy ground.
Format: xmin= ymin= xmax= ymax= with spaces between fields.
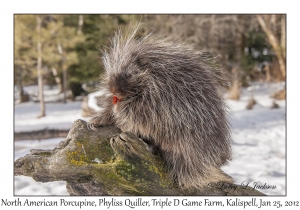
xmin=223 ymin=82 xmax=286 ymax=196
xmin=14 ymin=82 xmax=286 ymax=196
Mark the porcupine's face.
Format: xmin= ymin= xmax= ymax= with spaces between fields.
xmin=107 ymin=58 xmax=147 ymax=105
xmin=108 ymin=72 xmax=132 ymax=103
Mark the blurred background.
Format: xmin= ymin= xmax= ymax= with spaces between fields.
xmin=14 ymin=14 xmax=286 ymax=195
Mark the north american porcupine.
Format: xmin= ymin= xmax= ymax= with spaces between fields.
xmin=89 ymin=25 xmax=233 ymax=189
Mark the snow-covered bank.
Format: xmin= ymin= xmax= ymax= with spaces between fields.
xmin=14 ymin=138 xmax=69 ymax=195
xmin=223 ymin=103 xmax=285 ymax=195
xmin=15 ymin=101 xmax=90 ymax=132
xmin=14 ymin=82 xmax=286 ymax=195
xmin=222 ymin=82 xmax=286 ymax=195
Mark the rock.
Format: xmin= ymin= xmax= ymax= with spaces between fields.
xmin=246 ymin=97 xmax=256 ymax=110
xmin=270 ymin=101 xmax=279 ymax=109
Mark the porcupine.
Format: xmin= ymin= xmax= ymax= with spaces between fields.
xmin=88 ymin=25 xmax=233 ymax=190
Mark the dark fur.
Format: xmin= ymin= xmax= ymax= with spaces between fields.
xmin=89 ymin=25 xmax=233 ymax=189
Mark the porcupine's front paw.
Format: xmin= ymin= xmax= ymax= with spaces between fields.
xmin=88 ymin=116 xmax=110 ymax=130
xmin=110 ymin=132 xmax=154 ymax=161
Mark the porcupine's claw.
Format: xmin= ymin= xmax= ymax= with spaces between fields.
xmin=110 ymin=132 xmax=153 ymax=161
xmin=87 ymin=116 xmax=103 ymax=130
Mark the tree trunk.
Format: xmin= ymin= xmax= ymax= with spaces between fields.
xmin=14 ymin=128 xmax=69 ymax=141
xmin=265 ymin=63 xmax=271 ymax=82
xmin=281 ymin=15 xmax=286 ymax=59
xmin=256 ymin=15 xmax=286 ymax=79
xmin=77 ymin=15 xmax=83 ymax=35
xmin=210 ymin=15 xmax=216 ymax=49
xmin=228 ymin=66 xmax=240 ymax=100
xmin=16 ymin=66 xmax=24 ymax=102
xmin=36 ymin=16 xmax=45 ymax=117
xmin=62 ymin=61 xmax=67 ymax=103
xmin=228 ymin=16 xmax=244 ymax=100
xmin=14 ymin=119 xmax=266 ymax=196
xmin=51 ymin=67 xmax=63 ymax=92
xmin=57 ymin=43 xmax=67 ymax=103
xmin=17 ymin=67 xmax=29 ymax=103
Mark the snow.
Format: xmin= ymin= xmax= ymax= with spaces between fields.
xmin=223 ymin=104 xmax=285 ymax=195
xmin=221 ymin=82 xmax=286 ymax=195
xmin=15 ymin=85 xmax=73 ymax=103
xmin=14 ymin=138 xmax=69 ymax=195
xmin=87 ymin=89 xmax=111 ymax=112
xmin=14 ymin=82 xmax=286 ymax=195
xmin=15 ymin=101 xmax=91 ymax=132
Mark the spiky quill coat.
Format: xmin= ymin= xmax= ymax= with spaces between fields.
xmin=89 ymin=26 xmax=233 ymax=189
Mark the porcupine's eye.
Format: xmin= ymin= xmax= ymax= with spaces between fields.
xmin=109 ymin=83 xmax=124 ymax=105
xmin=112 ymin=95 xmax=121 ymax=104
xmin=108 ymin=72 xmax=133 ymax=102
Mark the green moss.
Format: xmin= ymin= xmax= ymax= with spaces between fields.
xmin=95 ymin=140 xmax=115 ymax=162
xmin=65 ymin=138 xmax=116 ymax=166
xmin=63 ymin=134 xmax=174 ymax=195
xmin=40 ymin=151 xmax=52 ymax=156
xmin=67 ymin=150 xmax=88 ymax=166
xmin=66 ymin=142 xmax=89 ymax=166
xmin=140 ymin=158 xmax=173 ymax=188
xmin=115 ymin=161 xmax=136 ymax=181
